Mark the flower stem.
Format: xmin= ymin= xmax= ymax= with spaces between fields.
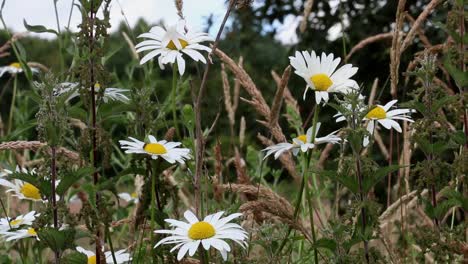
xmin=7 ymin=76 xmax=17 ymax=134
xmin=172 ymin=64 xmax=181 ymax=138
xmin=105 ymin=224 xmax=118 ymax=264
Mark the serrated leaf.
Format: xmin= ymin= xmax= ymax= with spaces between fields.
xmin=56 ymin=167 xmax=93 ymax=196
xmin=363 ymin=165 xmax=403 ymax=194
xmin=444 ymin=56 xmax=468 ymax=88
xmin=23 ymin=19 xmax=59 ymax=35
xmin=432 ymin=95 xmax=458 ymax=113
xmin=312 ymin=238 xmax=337 ymax=252
xmin=318 ymin=170 xmax=358 ymax=194
xmin=37 ymin=228 xmax=75 ymax=252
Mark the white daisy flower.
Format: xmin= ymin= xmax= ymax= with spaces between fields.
xmin=0 ymin=62 xmax=39 ymax=77
xmin=263 ymin=123 xmax=342 ymax=159
xmin=363 ymin=100 xmax=415 ymax=146
xmin=118 ymin=192 xmax=139 ymax=204
xmin=1 ymin=227 xmax=39 ymax=241
xmin=0 ymin=167 xmax=60 ymax=202
xmin=135 ymin=19 xmax=213 ymax=75
xmin=76 ymin=247 xmax=132 ymax=264
xmin=52 ymin=82 xmax=130 ymax=104
xmin=0 ymin=167 xmax=42 ymax=202
xmin=119 ymin=135 xmax=191 ymax=164
xmin=289 ymin=51 xmax=359 ymax=104
xmin=155 ymin=210 xmax=248 ymax=261
xmin=0 ymin=211 xmax=39 ymax=231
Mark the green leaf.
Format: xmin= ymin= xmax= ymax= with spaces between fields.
xmin=318 ymin=170 xmax=358 ymax=194
xmin=56 ymin=167 xmax=93 ymax=196
xmin=363 ymin=165 xmax=403 ymax=194
xmin=61 ymin=252 xmax=87 ymax=264
xmin=23 ymin=19 xmax=59 ymax=35
xmin=312 ymin=238 xmax=337 ymax=252
xmin=444 ymin=56 xmax=468 ymax=88
xmin=451 ymin=130 xmax=467 ymax=145
xmin=432 ymin=95 xmax=458 ymax=113
xmin=37 ymin=228 xmax=76 ymax=252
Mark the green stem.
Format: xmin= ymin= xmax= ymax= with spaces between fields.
xmin=105 ymin=225 xmax=118 ymax=264
xmin=276 ymin=105 xmax=321 ymax=256
xmin=171 ymin=64 xmax=180 ymax=138
xmin=7 ymin=76 xmax=17 ymax=134
xmin=150 ymin=160 xmax=157 ymax=238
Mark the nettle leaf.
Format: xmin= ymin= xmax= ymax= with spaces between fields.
xmin=422 ymin=197 xmax=436 ymax=219
xmin=363 ymin=165 xmax=403 ymax=194
xmin=56 ymin=167 xmax=93 ymax=196
xmin=23 ymin=19 xmax=59 ymax=35
xmin=312 ymin=238 xmax=337 ymax=252
xmin=37 ymin=228 xmax=76 ymax=252
xmin=416 ymin=138 xmax=451 ymax=156
xmin=432 ymin=95 xmax=458 ymax=113
xmin=318 ymin=170 xmax=358 ymax=194
xmin=444 ymin=56 xmax=468 ymax=88
xmin=61 ymin=252 xmax=87 ymax=264
xmin=451 ymin=130 xmax=467 ymax=145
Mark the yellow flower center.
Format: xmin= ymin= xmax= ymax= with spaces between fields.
xmin=9 ymin=62 xmax=21 ymax=69
xmin=88 ymin=256 xmax=96 ymax=264
xmin=310 ymin=74 xmax=333 ymax=91
xmin=366 ymin=106 xmax=386 ymax=119
xmin=143 ymin=143 xmax=167 ymax=155
xmin=27 ymin=228 xmax=37 ymax=236
xmin=10 ymin=219 xmax=23 ymax=226
xmin=94 ymin=82 xmax=101 ymax=89
xmin=188 ymin=221 xmax=216 ymax=240
xmin=20 ymin=183 xmax=41 ymax=200
xmin=166 ymin=39 xmax=189 ymax=50
xmin=296 ymin=135 xmax=307 ymax=144
xmin=131 ymin=192 xmax=138 ymax=198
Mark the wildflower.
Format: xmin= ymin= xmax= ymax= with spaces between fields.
xmin=76 ymin=247 xmax=132 ymax=264
xmin=289 ymin=51 xmax=359 ymax=104
xmin=0 ymin=167 xmax=59 ymax=202
xmin=0 ymin=211 xmax=39 ymax=231
xmin=0 ymin=62 xmax=39 ymax=77
xmin=1 ymin=227 xmax=39 ymax=241
xmin=118 ymin=192 xmax=139 ymax=204
xmin=154 ymin=210 xmax=248 ymax=261
xmin=52 ymin=82 xmax=130 ymax=104
xmin=363 ymin=100 xmax=415 ymax=146
xmin=119 ymin=135 xmax=191 ymax=164
xmin=263 ymin=123 xmax=341 ymax=159
xmin=0 ymin=167 xmax=42 ymax=202
xmin=135 ymin=19 xmax=213 ymax=75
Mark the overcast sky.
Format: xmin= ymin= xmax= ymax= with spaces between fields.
xmin=1 ymin=0 xmax=227 ymax=38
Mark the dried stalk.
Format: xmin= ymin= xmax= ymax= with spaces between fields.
xmin=194 ymin=0 xmax=237 ymax=216
xmin=400 ymin=0 xmax=443 ymax=52
xmin=271 ymin=70 xmax=299 ymax=114
xmin=346 ymin=32 xmax=394 ymax=62
xmin=269 ymin=66 xmax=291 ymax=127
xmin=215 ymin=48 xmax=299 ymax=181
xmin=299 ymin=0 xmax=314 ymax=33
xmin=0 ymin=141 xmax=80 ymax=161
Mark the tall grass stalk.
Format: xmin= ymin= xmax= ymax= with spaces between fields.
xmin=51 ymin=146 xmax=59 ymax=263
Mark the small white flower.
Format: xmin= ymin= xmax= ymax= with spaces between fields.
xmin=118 ymin=192 xmax=139 ymax=204
xmin=289 ymin=51 xmax=359 ymax=104
xmin=0 ymin=62 xmax=39 ymax=77
xmin=263 ymin=123 xmax=342 ymax=159
xmin=155 ymin=210 xmax=248 ymax=261
xmin=53 ymin=82 xmax=130 ymax=104
xmin=0 ymin=227 xmax=39 ymax=241
xmin=135 ymin=19 xmax=213 ymax=75
xmin=0 ymin=211 xmax=39 ymax=231
xmin=363 ymin=100 xmax=415 ymax=146
xmin=119 ymin=135 xmax=191 ymax=164
xmin=76 ymin=247 xmax=132 ymax=264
